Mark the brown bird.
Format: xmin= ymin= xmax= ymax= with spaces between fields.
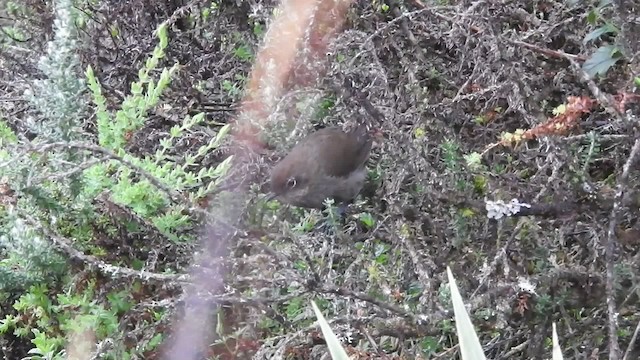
xmin=269 ymin=125 xmax=373 ymax=209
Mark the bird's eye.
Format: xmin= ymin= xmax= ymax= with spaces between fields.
xmin=286 ymin=177 xmax=297 ymax=188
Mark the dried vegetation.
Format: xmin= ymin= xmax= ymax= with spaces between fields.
xmin=1 ymin=0 xmax=640 ymax=359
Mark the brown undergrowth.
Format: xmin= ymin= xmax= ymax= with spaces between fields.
xmin=1 ymin=0 xmax=640 ymax=359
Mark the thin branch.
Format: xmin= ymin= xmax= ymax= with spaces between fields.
xmin=320 ymin=285 xmax=423 ymax=323
xmin=20 ymin=211 xmax=188 ymax=285
xmin=509 ymin=39 xmax=587 ymax=62
xmin=623 ymin=317 xmax=640 ymax=360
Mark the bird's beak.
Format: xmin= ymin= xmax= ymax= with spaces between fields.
xmin=265 ymin=192 xmax=278 ymax=202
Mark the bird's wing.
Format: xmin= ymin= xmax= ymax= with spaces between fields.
xmin=307 ymin=127 xmax=372 ymax=178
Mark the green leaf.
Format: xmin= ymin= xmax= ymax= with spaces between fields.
xmin=211 ymin=156 xmax=233 ymax=178
xmin=156 ymin=23 xmax=168 ymax=49
xmin=214 ymin=124 xmax=231 ymax=146
xmin=447 ymin=267 xmax=487 ymax=360
xmin=147 ymin=333 xmax=164 ymax=350
xmin=311 ymin=301 xmax=350 ymax=360
xmin=253 ymin=23 xmax=265 ymax=38
xmin=233 ymin=44 xmax=253 ymax=61
xmin=191 ymin=112 xmax=205 ymax=125
xmin=131 ymin=81 xmax=143 ymax=96
xmin=184 ymin=154 xmax=196 ymax=166
xmin=586 ymin=9 xmax=598 ymax=25
xmin=356 ymin=212 xmax=375 ymax=229
xmin=0 ymin=120 xmax=17 ymax=143
xmin=146 ymin=79 xmax=156 ymax=99
xmin=161 ymin=136 xmax=174 ymax=148
xmin=583 ymin=23 xmax=618 ymax=44
xmin=552 ymin=104 xmax=567 ymax=116
xmin=552 ymin=322 xmax=564 ymax=360
xmin=582 ymin=45 xmax=621 ymax=78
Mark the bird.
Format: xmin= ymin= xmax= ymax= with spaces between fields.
xmin=269 ymin=125 xmax=373 ymax=210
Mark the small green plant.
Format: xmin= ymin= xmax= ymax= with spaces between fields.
xmin=373 ymin=240 xmax=391 ymax=265
xmin=584 ymin=0 xmax=618 ymax=44
xmin=0 ymin=218 xmax=67 ymax=292
xmin=231 ymin=32 xmax=253 ymax=62
xmin=252 ymin=22 xmax=265 ymax=38
xmin=322 ymin=199 xmax=342 ymax=230
xmin=233 ymin=44 xmax=253 ymax=61
xmin=413 ymin=127 xmax=426 ymax=138
xmin=582 ymin=0 xmax=622 ymax=77
xmin=371 ymin=0 xmax=390 ymax=13
xmin=420 ymin=336 xmax=441 ymax=356
xmin=221 ymin=75 xmax=246 ymax=98
xmin=293 ymin=214 xmax=318 ymax=232
xmin=285 ymin=297 xmax=305 ymax=320
xmin=464 ymin=152 xmax=484 ymax=171
xmin=0 ymin=283 xmax=120 ymax=357
xmin=356 ymin=212 xmax=375 ymax=229
xmin=0 ymin=2 xmax=238 ymax=359
xmin=441 ymin=140 xmax=462 ymax=172
xmin=86 ymin=24 xmax=175 ymax=150
xmin=472 ymin=175 xmax=488 ymax=194
xmin=313 ymin=96 xmax=336 ymax=122
xmin=24 ymin=328 xmax=66 ymax=360
xmin=473 ymin=115 xmax=487 ymax=125
xmin=85 ymin=23 xmax=233 ymax=241
xmin=0 ymin=0 xmax=80 ymax=293
xmin=579 ymin=131 xmax=601 ymax=178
